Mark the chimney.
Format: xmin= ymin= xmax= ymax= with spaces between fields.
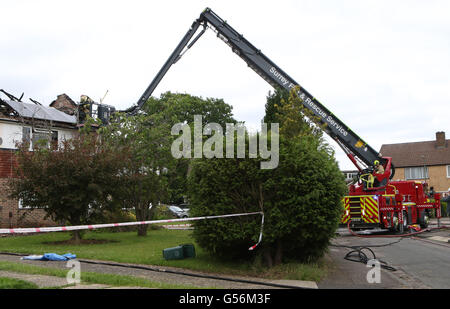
xmin=436 ymin=131 xmax=446 ymax=148
xmin=50 ymin=94 xmax=77 ymax=115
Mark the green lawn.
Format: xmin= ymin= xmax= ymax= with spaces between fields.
xmin=0 ymin=229 xmax=327 ymax=282
xmin=0 ymin=261 xmax=201 ymax=289
xmin=0 ymin=277 xmax=39 ymax=289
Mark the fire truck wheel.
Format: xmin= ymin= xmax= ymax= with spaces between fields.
xmin=399 ymin=211 xmax=408 ymax=233
xmin=419 ymin=210 xmax=430 ymax=228
xmin=388 ymin=214 xmax=399 ymax=232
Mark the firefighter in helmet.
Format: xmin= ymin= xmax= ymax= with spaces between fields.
xmin=367 ymin=160 xmax=384 ymax=188
xmin=374 ymin=160 xmax=384 ymax=175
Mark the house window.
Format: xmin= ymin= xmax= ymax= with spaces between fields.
xmin=22 ymin=127 xmax=31 ymax=145
xmin=50 ymin=131 xmax=58 ymax=149
xmin=19 ymin=198 xmax=47 ymax=209
xmin=447 ymin=165 xmax=450 ymax=178
xmin=405 ymin=166 xmax=429 ymax=180
xmin=32 ymin=131 xmax=50 ymax=148
xmin=23 ymin=128 xmax=58 ymax=150
xmin=347 ymin=172 xmax=358 ymax=180
xmin=18 ymin=199 xmax=32 ymax=209
xmin=343 ymin=172 xmax=358 ymax=180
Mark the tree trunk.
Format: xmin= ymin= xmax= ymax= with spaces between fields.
xmin=70 ymin=230 xmax=82 ymax=244
xmin=69 ymin=216 xmax=82 ymax=244
xmin=137 ymin=224 xmax=148 ymax=236
xmin=263 ymin=247 xmax=273 ymax=268
xmin=274 ymin=240 xmax=283 ymax=266
xmin=135 ymin=202 xmax=152 ymax=236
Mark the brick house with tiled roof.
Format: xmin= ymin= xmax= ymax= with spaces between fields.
xmin=380 ymin=131 xmax=450 ymax=193
xmin=0 ymin=91 xmax=116 ymax=229
xmin=0 ymin=94 xmax=78 ymax=228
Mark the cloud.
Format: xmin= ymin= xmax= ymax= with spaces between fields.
xmin=1 ymin=0 xmax=449 ymax=170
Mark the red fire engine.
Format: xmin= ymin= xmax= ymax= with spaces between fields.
xmin=342 ymin=157 xmax=441 ymax=232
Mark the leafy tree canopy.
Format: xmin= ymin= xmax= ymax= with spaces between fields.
xmin=141 ymin=92 xmax=237 ymax=204
xmin=9 ymin=128 xmax=128 ymax=242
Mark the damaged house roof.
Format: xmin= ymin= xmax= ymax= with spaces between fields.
xmin=0 ymin=99 xmax=77 ymax=124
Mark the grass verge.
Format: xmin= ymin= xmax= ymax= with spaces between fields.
xmin=0 ymin=229 xmax=327 ymax=282
xmin=0 ymin=261 xmax=204 ymax=289
xmin=0 ymin=276 xmax=39 ymax=289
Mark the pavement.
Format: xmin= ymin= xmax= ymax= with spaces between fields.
xmin=0 ymin=270 xmax=152 ymax=289
xmin=0 ymin=269 xmax=141 ymax=289
xmin=0 ymin=266 xmax=153 ymax=289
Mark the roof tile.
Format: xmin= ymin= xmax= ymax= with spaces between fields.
xmin=380 ymin=139 xmax=450 ymax=167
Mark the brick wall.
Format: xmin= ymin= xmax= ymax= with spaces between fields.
xmin=0 ymin=149 xmax=56 ymax=228
xmin=0 ymin=148 xmax=14 ymax=178
xmin=0 ymin=178 xmax=55 ymax=228
xmin=392 ymin=165 xmax=450 ymax=193
xmin=427 ymin=166 xmax=450 ymax=192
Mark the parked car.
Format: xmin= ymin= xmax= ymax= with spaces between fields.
xmin=178 ymin=203 xmax=190 ymax=211
xmin=168 ymin=205 xmax=189 ymax=218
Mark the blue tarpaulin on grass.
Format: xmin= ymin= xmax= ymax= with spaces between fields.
xmin=21 ymin=253 xmax=76 ymax=261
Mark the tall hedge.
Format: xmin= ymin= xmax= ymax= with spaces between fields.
xmin=187 ymin=88 xmax=347 ymax=266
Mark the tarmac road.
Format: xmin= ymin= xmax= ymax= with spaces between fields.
xmin=321 ymin=219 xmax=450 ymax=289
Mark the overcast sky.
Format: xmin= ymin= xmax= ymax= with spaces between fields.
xmin=1 ymin=0 xmax=449 ymax=170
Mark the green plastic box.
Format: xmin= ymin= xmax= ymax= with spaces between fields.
xmin=162 ymin=245 xmax=184 ymax=260
xmin=181 ymin=244 xmax=196 ymax=258
xmin=162 ymin=244 xmax=196 ymax=260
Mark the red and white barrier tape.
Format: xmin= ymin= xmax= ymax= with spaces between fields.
xmin=162 ymin=224 xmax=193 ymax=229
xmin=0 ymin=212 xmax=264 ymax=236
xmin=248 ymin=212 xmax=264 ymax=251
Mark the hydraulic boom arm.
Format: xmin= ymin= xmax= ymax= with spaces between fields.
xmin=125 ymin=8 xmax=393 ymax=179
